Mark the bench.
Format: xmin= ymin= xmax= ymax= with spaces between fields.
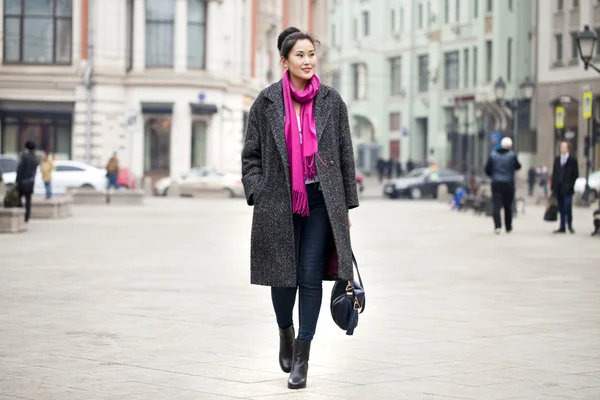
xmin=30 ymin=196 xmax=73 ymax=219
xmin=0 ymin=207 xmax=26 ymax=233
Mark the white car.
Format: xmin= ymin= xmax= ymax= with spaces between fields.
xmin=3 ymin=160 xmax=108 ymax=195
xmin=574 ymin=171 xmax=600 ymax=202
xmin=154 ymin=168 xmax=244 ymax=198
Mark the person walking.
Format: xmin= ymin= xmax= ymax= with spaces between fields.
xmin=484 ymin=137 xmax=522 ymax=234
xmin=105 ymin=152 xmax=120 ymax=191
xmin=241 ymin=27 xmax=358 ymax=390
xmin=551 ymin=141 xmax=579 ymax=234
xmin=16 ymin=141 xmax=39 ymax=222
xmin=527 ymin=165 xmax=537 ymax=197
xmin=40 ymin=152 xmax=54 ymax=199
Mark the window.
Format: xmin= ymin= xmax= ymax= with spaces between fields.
xmin=352 ymin=63 xmax=367 ymax=100
xmin=485 ymin=40 xmax=493 ymax=82
xmin=331 ymin=70 xmax=341 ymax=91
xmin=456 ymin=0 xmax=460 ymax=22
xmin=444 ymin=0 xmax=449 ymax=23
xmin=331 ymin=24 xmax=336 ymax=46
xmin=389 ymin=57 xmax=402 ymax=95
xmin=362 ymin=11 xmax=369 ymax=36
xmin=573 ymin=0 xmax=579 ymax=8
xmin=555 ymin=34 xmax=563 ymax=61
xmin=427 ymin=2 xmax=431 ymax=26
xmin=509 ymin=0 xmax=513 ymax=11
xmin=353 ymin=18 xmax=358 ymax=39
xmin=0 ymin=116 xmax=71 ymax=159
xmin=390 ymin=9 xmax=396 ymax=32
xmin=463 ymin=48 xmax=469 ymax=88
xmin=145 ymin=0 xmax=175 ymax=67
xmin=507 ymin=38 xmax=512 ymax=81
xmin=126 ymin=0 xmax=134 ymax=71
xmin=557 ymin=0 xmax=564 ymax=10
xmin=3 ymin=0 xmax=72 ymax=65
xmin=444 ymin=51 xmax=459 ymax=90
xmin=487 ymin=0 xmax=493 ymax=12
xmin=389 ymin=113 xmax=401 ymax=131
xmin=418 ymin=3 xmax=423 ymax=29
xmin=400 ymin=7 xmax=404 ymax=31
xmin=473 ymin=46 xmax=478 ymax=86
xmin=474 ymin=0 xmax=478 ymax=17
xmin=188 ymin=0 xmax=207 ymax=69
xmin=191 ymin=120 xmax=207 ymax=168
xmin=144 ymin=117 xmax=171 ymax=172
xmin=570 ymin=31 xmax=579 ymax=59
xmin=418 ymin=54 xmax=429 ymax=92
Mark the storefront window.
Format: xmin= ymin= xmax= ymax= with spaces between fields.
xmin=191 ymin=120 xmax=207 ymax=168
xmin=0 ymin=116 xmax=71 ymax=158
xmin=144 ymin=117 xmax=171 ymax=172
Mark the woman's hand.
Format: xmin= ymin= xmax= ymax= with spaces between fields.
xmin=348 ymin=214 xmax=352 ymax=228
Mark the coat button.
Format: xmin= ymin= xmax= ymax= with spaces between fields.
xmin=330 ymin=160 xmax=335 ymax=165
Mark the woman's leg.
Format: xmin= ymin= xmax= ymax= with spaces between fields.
xmin=297 ymin=185 xmax=333 ymax=341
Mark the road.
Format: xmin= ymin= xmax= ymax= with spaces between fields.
xmin=1 ymin=196 xmax=599 ymax=399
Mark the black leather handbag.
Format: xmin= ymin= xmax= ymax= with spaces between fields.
xmin=330 ymin=253 xmax=365 ymax=335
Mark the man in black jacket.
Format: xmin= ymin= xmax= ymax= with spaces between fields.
xmin=485 ymin=137 xmax=522 ymax=234
xmin=551 ymin=141 xmax=579 ymax=233
xmin=16 ymin=141 xmax=38 ymax=222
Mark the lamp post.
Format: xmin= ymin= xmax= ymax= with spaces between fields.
xmin=453 ymin=102 xmax=483 ymax=175
xmin=494 ymin=77 xmax=535 ymax=155
xmin=575 ymin=25 xmax=599 ymax=207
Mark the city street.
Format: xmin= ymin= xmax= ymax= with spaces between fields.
xmin=1 ymin=196 xmax=599 ymax=400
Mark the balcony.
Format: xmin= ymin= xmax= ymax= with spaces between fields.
xmin=595 ymin=4 xmax=600 ymax=25
xmin=553 ymin=11 xmax=565 ymax=30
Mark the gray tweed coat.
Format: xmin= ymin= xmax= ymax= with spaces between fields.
xmin=241 ymin=80 xmax=359 ymax=287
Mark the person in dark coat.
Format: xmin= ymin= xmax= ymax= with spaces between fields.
xmin=551 ymin=141 xmax=579 ymax=233
xmin=485 ymin=137 xmax=521 ymax=234
xmin=527 ymin=165 xmax=537 ymax=197
xmin=241 ymin=27 xmax=359 ymax=390
xmin=16 ymin=141 xmax=39 ymax=222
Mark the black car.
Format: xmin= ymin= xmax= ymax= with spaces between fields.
xmin=383 ymin=168 xmax=465 ymax=199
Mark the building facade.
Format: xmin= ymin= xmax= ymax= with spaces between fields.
xmin=534 ymin=0 xmax=600 ymax=172
xmin=327 ymin=0 xmax=534 ymax=174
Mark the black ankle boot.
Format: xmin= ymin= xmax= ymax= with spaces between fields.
xmin=278 ymin=325 xmax=295 ymax=373
xmin=288 ymin=339 xmax=311 ymax=389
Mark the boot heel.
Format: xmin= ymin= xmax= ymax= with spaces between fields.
xmin=288 ymin=339 xmax=310 ymax=389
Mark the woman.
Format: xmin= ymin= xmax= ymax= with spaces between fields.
xmin=40 ymin=152 xmax=54 ymax=199
xmin=241 ymin=27 xmax=359 ymax=389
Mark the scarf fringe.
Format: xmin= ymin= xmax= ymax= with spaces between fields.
xmin=292 ymin=189 xmax=310 ymax=217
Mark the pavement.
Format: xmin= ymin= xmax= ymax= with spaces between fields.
xmin=0 ymin=195 xmax=599 ymax=400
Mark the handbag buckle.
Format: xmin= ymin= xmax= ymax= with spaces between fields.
xmin=353 ymin=297 xmax=361 ymax=310
xmin=345 ymin=281 xmax=353 ymax=296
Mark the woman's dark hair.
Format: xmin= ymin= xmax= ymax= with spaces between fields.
xmin=25 ymin=141 xmax=36 ymax=151
xmin=277 ymin=27 xmax=319 ymax=58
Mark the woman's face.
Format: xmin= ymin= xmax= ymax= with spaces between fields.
xmin=282 ymin=39 xmax=317 ymax=81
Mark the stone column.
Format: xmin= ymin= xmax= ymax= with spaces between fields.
xmin=174 ymin=0 xmax=187 ymax=73
xmin=132 ymin=0 xmax=146 ymax=71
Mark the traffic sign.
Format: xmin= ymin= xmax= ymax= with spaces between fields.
xmin=583 ymin=91 xmax=593 ymax=119
xmin=555 ymin=106 xmax=565 ymax=129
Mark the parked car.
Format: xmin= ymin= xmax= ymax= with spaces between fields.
xmin=383 ymin=168 xmax=465 ymax=199
xmin=154 ymin=168 xmax=244 ymax=198
xmin=2 ymin=160 xmax=108 ymax=195
xmin=574 ymin=170 xmax=600 ymax=202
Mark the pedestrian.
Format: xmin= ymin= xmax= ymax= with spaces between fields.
xmin=527 ymin=165 xmax=536 ymax=197
xmin=376 ymin=158 xmax=384 ymax=182
xmin=241 ymin=26 xmax=359 ymax=390
xmin=484 ymin=137 xmax=522 ymax=234
xmin=540 ymin=164 xmax=549 ymax=197
xmin=105 ymin=152 xmax=120 ymax=191
xmin=407 ymin=158 xmax=415 ymax=173
xmin=551 ymin=141 xmax=579 ymax=234
xmin=40 ymin=152 xmax=54 ymax=199
xmin=16 ymin=141 xmax=39 ymax=222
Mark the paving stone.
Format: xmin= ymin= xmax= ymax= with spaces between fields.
xmin=0 ymin=198 xmax=598 ymax=399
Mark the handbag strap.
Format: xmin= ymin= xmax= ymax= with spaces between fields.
xmin=350 ymin=252 xmax=365 ymax=314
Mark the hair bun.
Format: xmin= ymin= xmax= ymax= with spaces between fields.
xmin=277 ymin=27 xmax=301 ymax=52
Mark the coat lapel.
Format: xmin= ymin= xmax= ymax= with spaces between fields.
xmin=314 ymin=86 xmax=332 ymax=142
xmin=264 ymin=81 xmax=289 ymax=179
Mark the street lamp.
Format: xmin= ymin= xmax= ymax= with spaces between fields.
xmin=494 ymin=77 xmax=535 ymax=154
xmin=576 ymin=25 xmax=598 ymax=71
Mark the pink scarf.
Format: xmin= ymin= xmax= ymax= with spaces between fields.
xmin=282 ymin=70 xmax=321 ymax=216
